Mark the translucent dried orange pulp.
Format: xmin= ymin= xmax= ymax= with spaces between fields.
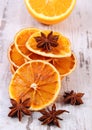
xmin=9 ymin=60 xmax=61 ymax=110
xmin=10 ymin=64 xmax=17 ymax=74
xmin=8 ymin=43 xmax=27 ymax=68
xmin=49 ymin=53 xmax=76 ymax=77
xmin=14 ymin=27 xmax=41 ymax=60
xmin=26 ymin=30 xmax=71 ymax=58
xmin=24 ymin=0 xmax=76 ymax=25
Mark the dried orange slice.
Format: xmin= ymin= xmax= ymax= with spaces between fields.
xmin=49 ymin=53 xmax=76 ymax=77
xmin=24 ymin=0 xmax=76 ymax=25
xmin=26 ymin=30 xmax=71 ymax=58
xmin=9 ymin=60 xmax=61 ymax=110
xmin=8 ymin=43 xmax=26 ymax=68
xmin=14 ymin=27 xmax=41 ymax=60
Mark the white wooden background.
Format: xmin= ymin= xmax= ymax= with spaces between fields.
xmin=0 ymin=0 xmax=92 ymax=130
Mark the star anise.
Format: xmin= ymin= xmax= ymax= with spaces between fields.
xmin=63 ymin=90 xmax=84 ymax=105
xmin=34 ymin=31 xmax=59 ymax=52
xmin=38 ymin=104 xmax=69 ymax=127
xmin=8 ymin=98 xmax=31 ymax=121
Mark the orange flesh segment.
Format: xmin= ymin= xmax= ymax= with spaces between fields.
xmin=10 ymin=64 xmax=17 ymax=74
xmin=51 ymin=53 xmax=76 ymax=76
xmin=8 ymin=44 xmax=25 ymax=67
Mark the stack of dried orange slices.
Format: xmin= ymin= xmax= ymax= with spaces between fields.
xmin=8 ymin=27 xmax=76 ymax=110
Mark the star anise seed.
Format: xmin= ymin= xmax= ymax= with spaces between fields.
xmin=63 ymin=90 xmax=84 ymax=105
xmin=34 ymin=31 xmax=59 ymax=52
xmin=38 ymin=104 xmax=69 ymax=128
xmin=8 ymin=98 xmax=31 ymax=121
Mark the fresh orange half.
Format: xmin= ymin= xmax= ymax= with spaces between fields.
xmin=49 ymin=53 xmax=76 ymax=77
xmin=9 ymin=60 xmax=61 ymax=110
xmin=26 ymin=30 xmax=71 ymax=58
xmin=24 ymin=0 xmax=76 ymax=25
xmin=8 ymin=43 xmax=26 ymax=68
xmin=14 ymin=27 xmax=41 ymax=60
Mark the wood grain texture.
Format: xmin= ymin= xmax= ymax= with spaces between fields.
xmin=0 ymin=0 xmax=92 ymax=130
